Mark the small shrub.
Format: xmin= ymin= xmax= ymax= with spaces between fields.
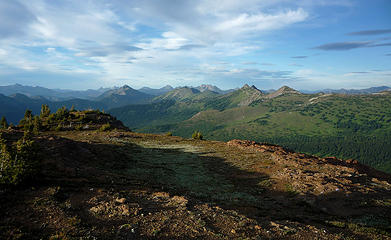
xmin=55 ymin=123 xmax=62 ymax=132
xmin=75 ymin=124 xmax=83 ymax=131
xmin=165 ymin=132 xmax=173 ymax=136
xmin=192 ymin=130 xmax=203 ymax=140
xmin=99 ymin=123 xmax=111 ymax=132
xmin=0 ymin=136 xmax=39 ymax=186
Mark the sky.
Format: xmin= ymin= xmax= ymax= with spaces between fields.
xmin=0 ymin=0 xmax=390 ymax=90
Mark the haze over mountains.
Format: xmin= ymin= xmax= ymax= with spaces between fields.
xmin=1 ymin=84 xmax=389 ymax=101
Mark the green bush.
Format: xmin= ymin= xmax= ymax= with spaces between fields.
xmin=99 ymin=123 xmax=111 ymax=132
xmin=192 ymin=130 xmax=203 ymax=140
xmin=0 ymin=136 xmax=39 ymax=186
xmin=55 ymin=123 xmax=62 ymax=132
xmin=165 ymin=132 xmax=173 ymax=136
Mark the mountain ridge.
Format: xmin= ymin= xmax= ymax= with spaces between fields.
xmin=96 ymin=85 xmax=154 ymax=108
xmin=1 ymin=83 xmax=389 ymax=101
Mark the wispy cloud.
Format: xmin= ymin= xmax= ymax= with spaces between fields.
xmin=242 ymin=61 xmax=258 ymax=65
xmin=370 ymin=42 xmax=391 ymax=47
xmin=289 ymin=63 xmax=303 ymax=67
xmin=314 ymin=41 xmax=371 ymax=50
xmin=261 ymin=62 xmax=275 ymax=66
xmin=75 ymin=45 xmax=142 ymax=57
xmin=314 ymin=40 xmax=391 ymax=51
xmin=291 ymin=56 xmax=308 ymax=59
xmin=348 ymin=29 xmax=391 ymax=36
xmin=0 ymin=1 xmax=36 ymax=39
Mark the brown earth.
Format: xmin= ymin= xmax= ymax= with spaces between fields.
xmin=1 ymin=129 xmax=390 ymax=239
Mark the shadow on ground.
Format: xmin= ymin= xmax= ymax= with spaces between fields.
xmin=1 ymin=133 xmax=390 ymax=239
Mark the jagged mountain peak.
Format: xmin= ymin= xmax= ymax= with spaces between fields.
xmin=267 ymin=85 xmax=301 ymax=98
xmin=239 ymin=84 xmax=263 ymax=94
xmin=103 ymin=85 xmax=138 ymax=96
xmin=241 ymin=84 xmax=260 ymax=90
xmin=121 ymin=84 xmax=132 ymax=89
xmin=241 ymin=84 xmax=251 ymax=89
xmin=278 ymin=85 xmax=296 ymax=91
xmin=196 ymin=84 xmax=227 ymax=94
xmin=161 ymin=85 xmax=174 ymax=90
xmin=96 ymin=85 xmax=153 ymax=108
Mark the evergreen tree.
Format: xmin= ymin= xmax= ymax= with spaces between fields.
xmin=40 ymin=104 xmax=51 ymax=118
xmin=33 ymin=116 xmax=41 ymax=135
xmin=0 ymin=116 xmax=8 ymax=129
xmin=20 ymin=109 xmax=33 ymax=129
xmin=24 ymin=109 xmax=33 ymax=120
xmin=56 ymin=106 xmax=69 ymax=120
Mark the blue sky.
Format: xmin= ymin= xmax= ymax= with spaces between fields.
xmin=0 ymin=0 xmax=390 ymax=90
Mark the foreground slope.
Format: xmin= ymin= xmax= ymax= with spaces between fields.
xmin=1 ymin=126 xmax=391 ymax=239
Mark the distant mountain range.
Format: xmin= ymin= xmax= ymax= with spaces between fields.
xmin=138 ymin=85 xmax=174 ymax=96
xmin=195 ymin=84 xmax=235 ymax=94
xmin=301 ymin=86 xmax=391 ymax=94
xmin=1 ymin=83 xmax=390 ymax=125
xmin=1 ymin=83 xmax=389 ymax=100
xmin=0 ymin=84 xmax=111 ymax=101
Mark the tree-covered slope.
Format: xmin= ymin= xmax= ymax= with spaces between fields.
xmin=110 ymin=90 xmax=391 ymax=173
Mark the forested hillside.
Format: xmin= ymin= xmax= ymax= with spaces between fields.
xmin=110 ymin=88 xmax=391 ymax=173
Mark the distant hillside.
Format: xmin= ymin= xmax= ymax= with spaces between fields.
xmin=204 ymin=84 xmax=265 ymax=110
xmin=0 ymin=85 xmax=157 ymax=124
xmin=195 ymin=84 xmax=234 ymax=94
xmin=266 ymin=86 xmax=301 ymax=98
xmin=0 ymin=93 xmax=48 ymax=124
xmin=0 ymin=83 xmax=110 ymax=100
xmin=138 ymin=85 xmax=174 ymax=96
xmin=110 ymin=86 xmax=391 ymax=173
xmin=153 ymin=87 xmax=219 ymax=102
xmin=153 ymin=87 xmax=200 ymax=101
xmin=96 ymin=85 xmax=154 ymax=108
xmin=0 ymin=94 xmax=106 ymax=124
xmin=302 ymin=86 xmax=390 ymax=94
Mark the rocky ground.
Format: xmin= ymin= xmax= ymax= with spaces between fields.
xmin=1 ymin=130 xmax=390 ymax=239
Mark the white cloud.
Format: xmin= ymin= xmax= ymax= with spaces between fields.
xmin=0 ymin=0 xmax=372 ymax=90
xmin=214 ymin=9 xmax=308 ymax=34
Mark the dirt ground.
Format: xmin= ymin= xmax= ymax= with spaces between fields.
xmin=1 ymin=130 xmax=390 ymax=239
